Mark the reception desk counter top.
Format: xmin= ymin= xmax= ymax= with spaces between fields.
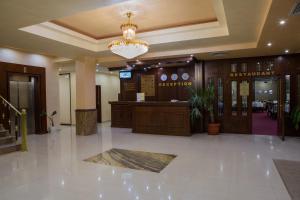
xmin=109 ymin=101 xmax=191 ymax=136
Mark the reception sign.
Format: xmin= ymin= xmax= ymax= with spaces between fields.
xmin=158 ymin=81 xmax=192 ymax=87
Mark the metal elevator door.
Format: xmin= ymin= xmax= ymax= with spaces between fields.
xmin=9 ymin=75 xmax=36 ymax=135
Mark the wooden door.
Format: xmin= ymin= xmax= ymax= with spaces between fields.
xmin=96 ymin=85 xmax=102 ymax=123
xmin=224 ymin=78 xmax=251 ymax=134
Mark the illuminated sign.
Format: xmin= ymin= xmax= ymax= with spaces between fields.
xmin=229 ymin=71 xmax=275 ymax=78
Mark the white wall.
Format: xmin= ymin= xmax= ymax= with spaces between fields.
xmin=96 ymin=73 xmax=120 ymax=122
xmin=0 ymin=47 xmax=60 ymax=129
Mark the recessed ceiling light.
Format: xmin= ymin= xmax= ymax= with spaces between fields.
xmin=190 ymin=54 xmax=194 ymax=57
xmin=267 ymin=42 xmax=272 ymax=47
xmin=279 ymin=20 xmax=286 ymax=25
xmin=285 ymin=49 xmax=289 ymax=54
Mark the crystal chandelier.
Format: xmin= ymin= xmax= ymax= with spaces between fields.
xmin=108 ymin=12 xmax=149 ymax=59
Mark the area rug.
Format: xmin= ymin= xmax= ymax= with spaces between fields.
xmin=252 ymin=112 xmax=277 ymax=135
xmin=84 ymin=148 xmax=176 ymax=173
xmin=273 ymin=159 xmax=300 ymax=200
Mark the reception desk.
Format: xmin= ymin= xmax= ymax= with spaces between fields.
xmin=109 ymin=101 xmax=191 ymax=136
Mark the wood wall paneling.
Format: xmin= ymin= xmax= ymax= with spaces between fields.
xmin=0 ymin=62 xmax=47 ymax=134
xmin=204 ymin=54 xmax=300 ymax=136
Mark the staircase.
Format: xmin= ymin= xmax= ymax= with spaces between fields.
xmin=0 ymin=94 xmax=27 ymax=155
xmin=0 ymin=124 xmax=21 ymax=155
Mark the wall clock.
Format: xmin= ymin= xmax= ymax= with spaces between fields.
xmin=160 ymin=74 xmax=167 ymax=81
xmin=181 ymin=73 xmax=189 ymax=80
xmin=171 ymin=73 xmax=178 ymax=81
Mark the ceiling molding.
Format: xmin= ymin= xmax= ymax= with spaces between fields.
xmin=19 ymin=0 xmax=228 ymax=53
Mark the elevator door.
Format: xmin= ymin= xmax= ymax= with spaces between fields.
xmin=9 ymin=76 xmax=36 ymax=135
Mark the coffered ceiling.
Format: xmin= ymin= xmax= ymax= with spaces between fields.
xmin=0 ymin=0 xmax=299 ymax=67
xmin=52 ymin=0 xmax=217 ymax=40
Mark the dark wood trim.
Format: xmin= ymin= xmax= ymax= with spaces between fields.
xmin=75 ymin=109 xmax=97 ymax=112
xmin=0 ymin=62 xmax=47 ymax=134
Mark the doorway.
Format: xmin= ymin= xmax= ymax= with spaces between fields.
xmin=9 ymin=75 xmax=37 ymax=135
xmin=96 ymin=85 xmax=102 ymax=123
xmin=252 ymin=77 xmax=278 ymax=135
xmin=59 ymin=73 xmax=72 ymax=125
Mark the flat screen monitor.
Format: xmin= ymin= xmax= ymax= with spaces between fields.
xmin=119 ymin=70 xmax=132 ymax=79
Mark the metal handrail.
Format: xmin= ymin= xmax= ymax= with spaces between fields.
xmin=0 ymin=95 xmax=28 ymax=151
xmin=0 ymin=95 xmax=21 ymax=115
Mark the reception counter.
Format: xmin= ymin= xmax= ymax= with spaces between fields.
xmin=109 ymin=101 xmax=191 ymax=136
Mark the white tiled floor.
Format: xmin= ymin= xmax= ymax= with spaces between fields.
xmin=0 ymin=123 xmax=299 ymax=200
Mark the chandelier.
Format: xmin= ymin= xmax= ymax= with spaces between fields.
xmin=108 ymin=12 xmax=149 ymax=59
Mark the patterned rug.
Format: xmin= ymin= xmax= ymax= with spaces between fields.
xmin=274 ymin=159 xmax=300 ymax=200
xmin=84 ymin=148 xmax=177 ymax=173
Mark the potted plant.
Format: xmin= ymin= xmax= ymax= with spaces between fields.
xmin=40 ymin=111 xmax=57 ymax=133
xmin=189 ymin=84 xmax=220 ymax=135
xmin=291 ymin=106 xmax=300 ymax=130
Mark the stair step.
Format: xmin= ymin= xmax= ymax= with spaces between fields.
xmin=0 ymin=130 xmax=9 ymax=137
xmin=0 ymin=136 xmax=14 ymax=145
xmin=0 ymin=124 xmax=6 ymax=131
xmin=0 ymin=143 xmax=21 ymax=155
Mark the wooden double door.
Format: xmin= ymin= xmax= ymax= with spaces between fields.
xmin=219 ymin=76 xmax=286 ymax=139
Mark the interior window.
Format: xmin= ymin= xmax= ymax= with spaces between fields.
xmin=241 ymin=63 xmax=247 ymax=73
xmin=241 ymin=81 xmax=249 ymax=116
xmin=218 ymin=78 xmax=224 ymax=116
xmin=285 ymin=75 xmax=291 ymax=113
xmin=231 ymin=81 xmax=237 ymax=116
xmin=231 ymin=64 xmax=237 ymax=73
xmin=297 ymin=75 xmax=300 ymax=105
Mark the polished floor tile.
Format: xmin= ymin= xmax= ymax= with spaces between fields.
xmin=0 ymin=122 xmax=299 ymax=200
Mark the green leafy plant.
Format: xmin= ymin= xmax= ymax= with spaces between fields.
xmin=40 ymin=111 xmax=57 ymax=127
xmin=189 ymin=83 xmax=215 ymax=124
xmin=291 ymin=106 xmax=300 ymax=130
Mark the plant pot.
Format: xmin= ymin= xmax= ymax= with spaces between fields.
xmin=207 ymin=123 xmax=220 ymax=135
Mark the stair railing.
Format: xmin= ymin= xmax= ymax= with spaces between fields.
xmin=0 ymin=95 xmax=28 ymax=151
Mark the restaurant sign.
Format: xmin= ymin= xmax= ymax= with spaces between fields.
xmin=230 ymin=71 xmax=275 ymax=78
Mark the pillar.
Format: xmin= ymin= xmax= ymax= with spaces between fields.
xmin=75 ymin=57 xmax=97 ymax=135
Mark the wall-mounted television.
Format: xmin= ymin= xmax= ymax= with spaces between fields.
xmin=119 ymin=70 xmax=132 ymax=79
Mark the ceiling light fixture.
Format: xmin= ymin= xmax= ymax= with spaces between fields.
xmin=267 ymin=42 xmax=272 ymax=47
xmin=108 ymin=12 xmax=149 ymax=59
xmin=285 ymin=49 xmax=289 ymax=54
xmin=279 ymin=20 xmax=286 ymax=25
